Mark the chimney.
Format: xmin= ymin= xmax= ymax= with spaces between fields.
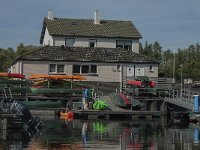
xmin=47 ymin=9 xmax=54 ymax=20
xmin=94 ymin=10 xmax=100 ymax=24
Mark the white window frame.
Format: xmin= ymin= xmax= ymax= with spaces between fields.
xmin=73 ymin=64 xmax=98 ymax=75
xmin=116 ymin=40 xmax=132 ymax=50
xmin=49 ymin=64 xmax=65 ymax=74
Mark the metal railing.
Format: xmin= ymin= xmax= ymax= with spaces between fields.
xmin=163 ymin=88 xmax=200 ymax=110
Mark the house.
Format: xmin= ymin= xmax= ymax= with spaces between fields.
xmin=40 ymin=10 xmax=142 ymax=53
xmin=11 ymin=10 xmax=159 ymax=90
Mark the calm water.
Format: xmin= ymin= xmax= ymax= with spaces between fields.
xmin=1 ymin=115 xmax=200 ymax=150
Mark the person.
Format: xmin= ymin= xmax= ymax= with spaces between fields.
xmin=82 ymin=87 xmax=89 ymax=110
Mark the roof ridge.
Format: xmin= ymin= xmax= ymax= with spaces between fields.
xmin=45 ymin=17 xmax=132 ymax=22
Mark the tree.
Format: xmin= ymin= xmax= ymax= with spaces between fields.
xmin=152 ymin=41 xmax=162 ymax=62
xmin=15 ymin=43 xmax=29 ymax=57
xmin=0 ymin=48 xmax=15 ymax=71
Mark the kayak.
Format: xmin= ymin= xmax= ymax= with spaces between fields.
xmin=110 ymin=93 xmax=132 ymax=108
xmin=127 ymin=80 xmax=142 ymax=87
xmin=29 ymin=74 xmax=86 ymax=80
xmin=60 ymin=111 xmax=74 ymax=120
xmin=30 ymin=87 xmax=82 ymax=95
xmin=0 ymin=73 xmax=25 ymax=79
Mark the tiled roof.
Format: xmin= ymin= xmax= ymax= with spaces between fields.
xmin=40 ymin=18 xmax=142 ymax=44
xmin=16 ymin=46 xmax=159 ymax=64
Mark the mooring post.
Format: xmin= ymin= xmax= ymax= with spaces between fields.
xmin=193 ymin=128 xmax=199 ymax=144
xmin=194 ymin=95 xmax=199 ymax=113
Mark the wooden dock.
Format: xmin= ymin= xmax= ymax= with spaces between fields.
xmin=30 ymin=108 xmax=161 ymax=120
xmin=74 ymin=110 xmax=161 ymax=119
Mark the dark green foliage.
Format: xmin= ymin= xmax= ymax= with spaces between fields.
xmin=140 ymin=42 xmax=200 ymax=80
xmin=0 ymin=43 xmax=38 ymax=72
xmin=0 ymin=47 xmax=15 ymax=72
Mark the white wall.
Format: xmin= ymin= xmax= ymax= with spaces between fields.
xmin=125 ymin=64 xmax=158 ymax=78
xmin=48 ymin=36 xmax=140 ymax=53
xmin=12 ymin=60 xmax=158 ymax=80
xmin=43 ymin=28 xmax=54 ymax=46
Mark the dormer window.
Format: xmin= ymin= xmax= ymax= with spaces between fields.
xmin=89 ymin=39 xmax=97 ymax=47
xmin=116 ymin=40 xmax=132 ymax=50
xmin=65 ymin=38 xmax=75 ymax=47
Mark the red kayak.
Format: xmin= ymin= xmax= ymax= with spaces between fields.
xmin=119 ymin=93 xmax=132 ymax=106
xmin=127 ymin=80 xmax=142 ymax=87
xmin=0 ymin=73 xmax=25 ymax=79
xmin=149 ymin=81 xmax=156 ymax=87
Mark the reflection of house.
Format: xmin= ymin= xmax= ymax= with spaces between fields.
xmin=11 ymin=10 xmax=159 ymax=83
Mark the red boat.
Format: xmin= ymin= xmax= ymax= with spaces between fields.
xmin=127 ymin=80 xmax=142 ymax=87
xmin=0 ymin=73 xmax=25 ymax=79
xmin=111 ymin=93 xmax=132 ymax=108
xmin=149 ymin=81 xmax=156 ymax=87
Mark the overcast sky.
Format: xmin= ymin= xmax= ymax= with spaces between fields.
xmin=0 ymin=0 xmax=200 ymax=51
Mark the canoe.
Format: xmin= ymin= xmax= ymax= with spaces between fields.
xmin=110 ymin=93 xmax=132 ymax=108
xmin=0 ymin=79 xmax=26 ymax=85
xmin=30 ymin=87 xmax=82 ymax=95
xmin=127 ymin=80 xmax=142 ymax=87
xmin=0 ymin=87 xmax=27 ymax=93
xmin=0 ymin=73 xmax=25 ymax=79
xmin=110 ymin=93 xmax=143 ymax=108
xmin=29 ymin=74 xmax=86 ymax=80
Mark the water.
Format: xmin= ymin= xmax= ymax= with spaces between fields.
xmin=1 ymin=116 xmax=200 ymax=150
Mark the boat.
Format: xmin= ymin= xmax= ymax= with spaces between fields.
xmin=127 ymin=80 xmax=142 ymax=87
xmin=92 ymin=100 xmax=108 ymax=110
xmin=0 ymin=75 xmax=27 ymax=96
xmin=0 ymin=72 xmax=25 ymax=79
xmin=30 ymin=87 xmax=82 ymax=95
xmin=110 ymin=92 xmax=143 ymax=109
xmin=126 ymin=76 xmax=157 ymax=97
xmin=127 ymin=76 xmax=156 ymax=88
xmin=28 ymin=74 xmax=87 ymax=95
xmin=0 ymin=88 xmax=42 ymax=133
xmin=110 ymin=93 xmax=132 ymax=108
xmin=60 ymin=111 xmax=74 ymax=121
xmin=28 ymin=74 xmax=86 ymax=80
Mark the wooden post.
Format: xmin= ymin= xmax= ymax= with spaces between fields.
xmin=1 ymin=118 xmax=7 ymax=130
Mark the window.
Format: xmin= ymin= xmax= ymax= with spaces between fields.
xmin=82 ymin=65 xmax=89 ymax=73
xmin=116 ymin=40 xmax=132 ymax=50
xmin=65 ymin=38 xmax=75 ymax=47
xmin=149 ymin=65 xmax=153 ymax=72
xmin=49 ymin=64 xmax=64 ymax=73
xmin=73 ymin=64 xmax=97 ymax=75
xmin=57 ymin=65 xmax=64 ymax=73
xmin=117 ymin=65 xmax=121 ymax=72
xmin=73 ymin=65 xmax=81 ymax=73
xmin=89 ymin=39 xmax=96 ymax=47
xmin=49 ymin=64 xmax=56 ymax=73
xmin=91 ymin=65 xmax=97 ymax=73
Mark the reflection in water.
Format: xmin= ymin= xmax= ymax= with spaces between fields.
xmin=0 ymin=116 xmax=200 ymax=149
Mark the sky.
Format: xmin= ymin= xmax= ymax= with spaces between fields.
xmin=0 ymin=0 xmax=200 ymax=51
